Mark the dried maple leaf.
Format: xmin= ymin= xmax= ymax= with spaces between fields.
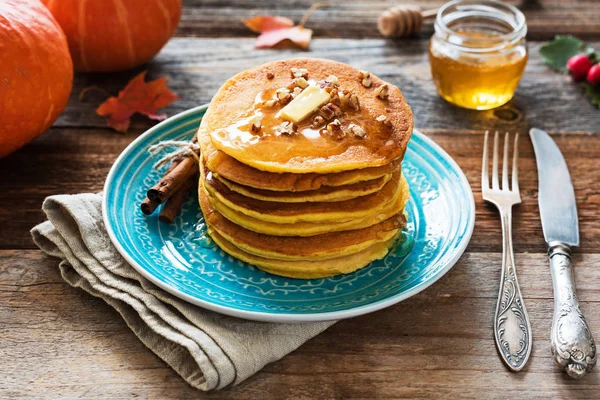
xmin=96 ymin=71 xmax=179 ymax=133
xmin=243 ymin=3 xmax=327 ymax=50
xmin=244 ymin=15 xmax=294 ymax=33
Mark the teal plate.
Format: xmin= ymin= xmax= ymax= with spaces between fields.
xmin=103 ymin=105 xmax=475 ymax=322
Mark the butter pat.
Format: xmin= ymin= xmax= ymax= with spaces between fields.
xmin=277 ymin=85 xmax=330 ymax=123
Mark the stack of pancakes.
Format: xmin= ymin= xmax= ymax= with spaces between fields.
xmin=197 ymin=58 xmax=413 ymax=279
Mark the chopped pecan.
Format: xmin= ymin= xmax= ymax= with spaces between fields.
xmin=250 ymin=116 xmax=262 ymax=133
xmin=277 ymin=121 xmax=298 ymax=136
xmin=376 ymin=114 xmax=392 ymax=127
xmin=290 ymin=67 xmax=309 ymax=79
xmin=347 ymin=123 xmax=366 ymax=138
xmin=276 ymin=87 xmax=292 ymax=104
xmin=358 ymin=70 xmax=372 ymax=88
xmin=288 ymin=77 xmax=309 ymax=90
xmin=375 ymin=84 xmax=389 ymax=100
xmin=266 ymin=72 xmax=275 ymax=80
xmin=291 ymin=87 xmax=303 ymax=98
xmin=326 ymin=88 xmax=341 ymax=106
xmin=319 ymin=103 xmax=343 ymax=120
xmin=340 ymin=90 xmax=360 ymax=111
xmin=325 ymin=75 xmax=340 ymax=87
xmin=322 ymin=119 xmax=346 ymax=140
xmin=311 ymin=115 xmax=326 ymax=129
xmin=262 ymin=99 xmax=278 ymax=108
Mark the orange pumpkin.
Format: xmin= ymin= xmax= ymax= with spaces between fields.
xmin=0 ymin=0 xmax=73 ymax=158
xmin=42 ymin=0 xmax=182 ymax=72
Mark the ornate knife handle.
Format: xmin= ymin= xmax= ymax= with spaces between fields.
xmin=549 ymin=242 xmax=597 ymax=379
xmin=493 ymin=209 xmax=532 ymax=371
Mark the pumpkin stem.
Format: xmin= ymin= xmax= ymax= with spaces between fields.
xmin=298 ymin=2 xmax=328 ymax=28
xmin=79 ymin=85 xmax=111 ymax=101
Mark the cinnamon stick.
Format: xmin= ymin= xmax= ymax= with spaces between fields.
xmin=159 ymin=172 xmax=198 ymax=224
xmin=140 ymin=157 xmax=183 ymax=215
xmin=147 ymin=156 xmax=198 ymax=204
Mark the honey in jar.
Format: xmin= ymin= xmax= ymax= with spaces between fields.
xmin=429 ymin=0 xmax=528 ymax=110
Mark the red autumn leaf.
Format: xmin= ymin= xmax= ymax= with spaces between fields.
xmin=96 ymin=71 xmax=179 ymax=133
xmin=242 ymin=3 xmax=325 ymax=50
xmin=243 ymin=15 xmax=294 ymax=33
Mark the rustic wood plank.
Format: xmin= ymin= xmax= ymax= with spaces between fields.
xmin=177 ymin=0 xmax=600 ymax=40
xmin=2 ymin=127 xmax=599 ymax=253
xmin=56 ymin=39 xmax=600 ymax=133
xmin=2 ymin=250 xmax=599 ymax=398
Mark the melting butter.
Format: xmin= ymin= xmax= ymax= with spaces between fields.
xmin=277 ymin=85 xmax=331 ymax=123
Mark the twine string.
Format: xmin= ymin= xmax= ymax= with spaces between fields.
xmin=148 ymin=140 xmax=200 ymax=168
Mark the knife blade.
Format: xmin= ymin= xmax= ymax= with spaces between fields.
xmin=529 ymin=128 xmax=596 ymax=379
xmin=530 ymin=128 xmax=579 ymax=246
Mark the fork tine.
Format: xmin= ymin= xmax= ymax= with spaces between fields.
xmin=492 ymin=131 xmax=500 ymax=190
xmin=512 ymin=133 xmax=520 ymax=192
xmin=482 ymin=130 xmax=489 ymax=190
xmin=502 ymin=132 xmax=510 ymax=190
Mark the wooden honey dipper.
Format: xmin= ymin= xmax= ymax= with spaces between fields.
xmin=378 ymin=5 xmax=439 ymax=38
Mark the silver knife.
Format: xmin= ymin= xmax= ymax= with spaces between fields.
xmin=530 ymin=128 xmax=597 ymax=379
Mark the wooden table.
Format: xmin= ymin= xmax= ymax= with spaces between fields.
xmin=2 ymin=1 xmax=600 ymax=398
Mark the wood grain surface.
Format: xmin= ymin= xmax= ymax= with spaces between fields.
xmin=2 ymin=1 xmax=600 ymax=398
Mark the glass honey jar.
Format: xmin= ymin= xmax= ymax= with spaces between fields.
xmin=429 ymin=0 xmax=528 ymax=110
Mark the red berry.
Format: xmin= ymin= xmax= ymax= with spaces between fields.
xmin=567 ymin=54 xmax=593 ymax=81
xmin=587 ymin=64 xmax=600 ymax=86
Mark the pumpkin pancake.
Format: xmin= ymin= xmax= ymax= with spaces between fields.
xmin=198 ymin=129 xmax=399 ymax=192
xmin=199 ymin=58 xmax=413 ymax=174
xmin=208 ymin=229 xmax=399 ymax=279
xmin=202 ymin=164 xmax=402 ymax=224
xmin=215 ymin=172 xmax=392 ymax=203
xmin=198 ymin=183 xmax=406 ymax=261
xmin=200 ymin=175 xmax=410 ymax=237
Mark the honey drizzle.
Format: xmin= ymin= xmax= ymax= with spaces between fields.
xmin=210 ymin=86 xmax=393 ymax=164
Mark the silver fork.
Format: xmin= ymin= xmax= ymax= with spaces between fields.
xmin=482 ymin=131 xmax=532 ymax=372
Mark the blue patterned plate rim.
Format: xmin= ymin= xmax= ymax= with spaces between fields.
xmin=103 ymin=104 xmax=475 ymax=323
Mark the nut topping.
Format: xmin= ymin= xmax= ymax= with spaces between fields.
xmin=325 ymin=75 xmax=340 ymax=87
xmin=376 ymin=114 xmax=392 ymax=127
xmin=375 ymin=84 xmax=389 ymax=100
xmin=288 ymin=77 xmax=309 ymax=90
xmin=262 ymin=99 xmax=278 ymax=108
xmin=347 ymin=123 xmax=366 ymax=138
xmin=291 ymin=87 xmax=303 ymax=98
xmin=250 ymin=115 xmax=262 ymax=133
xmin=266 ymin=72 xmax=275 ymax=80
xmin=276 ymin=87 xmax=292 ymax=104
xmin=277 ymin=121 xmax=298 ymax=136
xmin=290 ymin=68 xmax=309 ymax=79
xmin=359 ymin=70 xmax=372 ymax=88
xmin=311 ymin=115 xmax=326 ymax=129
xmin=323 ymin=119 xmax=346 ymax=140
xmin=319 ymin=102 xmax=343 ymax=120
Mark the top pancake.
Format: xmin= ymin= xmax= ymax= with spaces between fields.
xmin=199 ymin=58 xmax=413 ymax=174
xmin=198 ymin=126 xmax=399 ymax=192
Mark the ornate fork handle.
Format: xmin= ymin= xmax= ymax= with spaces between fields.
xmin=549 ymin=242 xmax=597 ymax=378
xmin=493 ymin=208 xmax=532 ymax=371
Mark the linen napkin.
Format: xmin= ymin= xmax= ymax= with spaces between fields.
xmin=31 ymin=193 xmax=335 ymax=391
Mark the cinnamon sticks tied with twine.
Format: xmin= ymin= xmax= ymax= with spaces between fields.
xmin=140 ymin=137 xmax=200 ymax=224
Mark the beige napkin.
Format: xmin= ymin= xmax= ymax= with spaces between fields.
xmin=31 ymin=193 xmax=335 ymax=391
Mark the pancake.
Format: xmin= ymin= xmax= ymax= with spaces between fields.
xmin=209 ymin=229 xmax=399 ymax=279
xmin=201 ymin=175 xmax=410 ymax=237
xmin=198 ymin=183 xmax=406 ymax=261
xmin=202 ymin=164 xmax=402 ymax=223
xmin=199 ymin=129 xmax=399 ymax=192
xmin=198 ymin=58 xmax=413 ymax=173
xmin=214 ymin=172 xmax=392 ymax=203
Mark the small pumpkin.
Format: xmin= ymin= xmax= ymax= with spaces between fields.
xmin=0 ymin=0 xmax=73 ymax=157
xmin=42 ymin=0 xmax=182 ymax=73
